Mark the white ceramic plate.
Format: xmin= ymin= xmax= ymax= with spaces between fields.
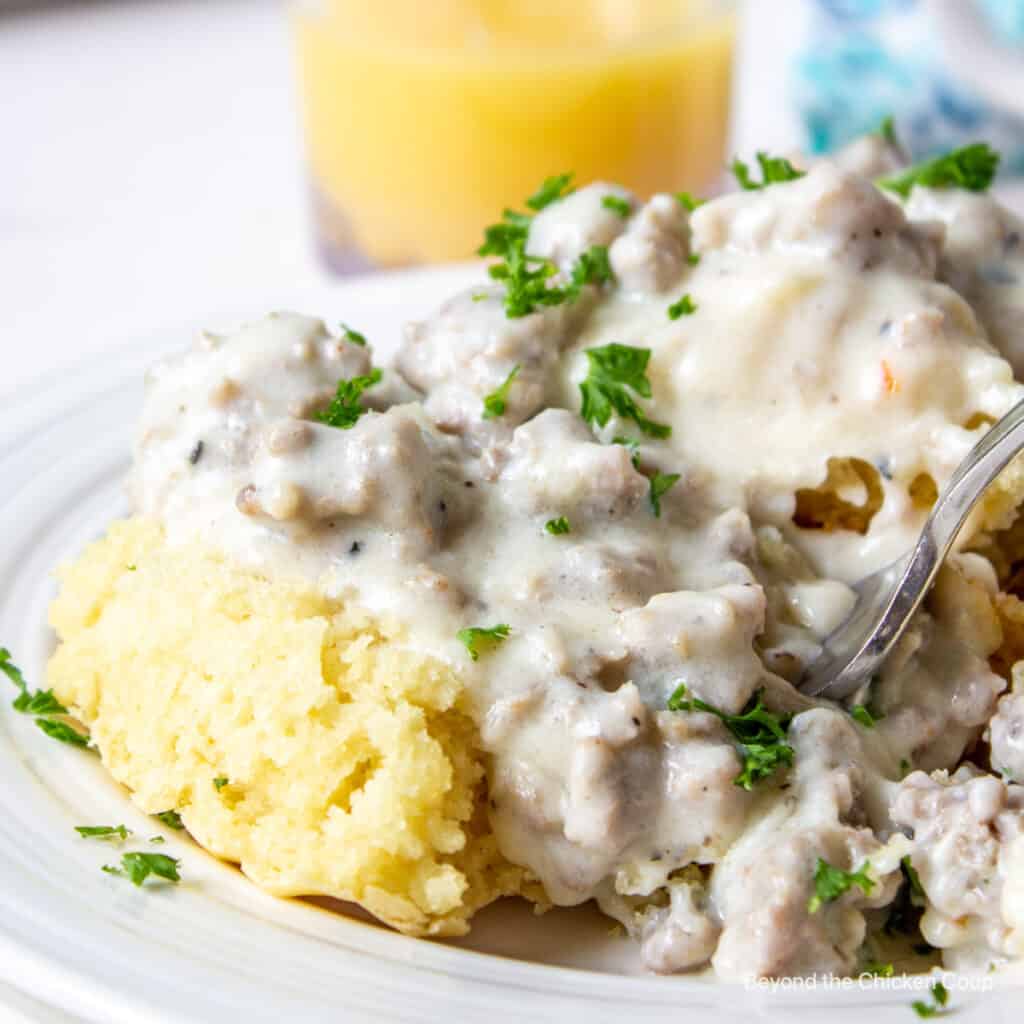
xmin=0 ymin=266 xmax=1019 ymax=1023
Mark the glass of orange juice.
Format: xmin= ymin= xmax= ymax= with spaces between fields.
xmin=291 ymin=0 xmax=737 ymax=271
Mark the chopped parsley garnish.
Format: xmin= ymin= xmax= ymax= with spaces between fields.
xmin=807 ymin=857 xmax=875 ymax=913
xmin=732 ymin=152 xmax=806 ymax=190
xmin=155 ymin=810 xmax=184 ymax=830
xmin=314 ymin=367 xmax=382 ymax=430
xmin=862 ymin=960 xmax=894 ymax=978
xmin=457 ymin=624 xmax=511 ymax=662
xmin=667 ymin=294 xmax=697 ymax=320
xmin=850 ymin=704 xmax=879 ymax=728
xmin=579 ymin=343 xmax=671 ymax=439
xmin=900 ymin=757 xmax=912 ymax=779
xmin=878 ymin=142 xmax=1000 ymax=199
xmin=76 ymin=825 xmax=131 ymax=841
xmin=0 ymin=647 xmax=27 ymax=694
xmin=482 ymin=364 xmax=521 ymax=420
xmin=675 ymin=191 xmax=705 ymax=212
xmin=545 ymin=517 xmax=571 ymax=535
xmin=879 ymin=115 xmax=899 ymax=147
xmin=687 ymin=252 xmax=702 ymax=266
xmin=2 ymin=647 xmax=91 ymax=748
xmin=912 ymin=982 xmax=950 ymax=1018
xmin=613 ymin=436 xmax=641 ymax=467
xmin=150 ymin=836 xmax=165 ymax=845
xmin=339 ymin=322 xmax=367 ymax=347
xmin=649 ymin=472 xmax=681 ymax=517
xmin=526 ymin=173 xmax=574 ymax=211
xmin=601 ymin=195 xmax=631 ymax=218
xmin=478 ymin=177 xmax=614 ymax=318
xmin=885 ymin=856 xmax=928 ymax=939
xmin=103 ymin=852 xmax=181 ymax=887
xmin=667 ymin=685 xmax=793 ymax=790
xmin=213 ymin=776 xmax=229 ymax=791
xmin=569 ymin=244 xmax=614 ymax=294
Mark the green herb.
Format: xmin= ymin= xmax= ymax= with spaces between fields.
xmin=667 ymin=685 xmax=793 ymax=790
xmin=900 ymin=758 xmax=912 ymax=779
xmin=339 ymin=322 xmax=367 ymax=347
xmin=478 ymin=177 xmax=614 ymax=318
xmin=35 ymin=718 xmax=90 ymax=747
xmin=807 ymin=857 xmax=875 ymax=913
xmin=103 ymin=852 xmax=181 ymax=887
xmin=0 ymin=648 xmax=26 ymax=692
xmin=612 ymin=436 xmax=641 ymax=467
xmin=482 ymin=364 xmax=521 ymax=420
xmin=885 ymin=856 xmax=928 ymax=938
xmin=850 ymin=705 xmax=879 ymax=728
xmin=687 ymin=252 xmax=702 ymax=266
xmin=155 ymin=810 xmax=184 ymax=830
xmin=3 ymin=647 xmax=91 ymax=747
xmin=457 ymin=625 xmax=511 ymax=662
xmin=545 ymin=517 xmax=571 ymax=535
xmin=902 ymin=855 xmax=926 ymax=903
xmin=649 ymin=472 xmax=681 ymax=517
xmin=149 ymin=836 xmax=165 ymax=845
xmin=667 ymin=294 xmax=697 ymax=320
xmin=15 ymin=689 xmax=68 ymax=716
xmin=126 ymin=564 xmax=137 ymax=571
xmin=75 ymin=825 xmax=131 ymax=841
xmin=314 ymin=368 xmax=382 ymax=430
xmin=213 ymin=777 xmax=229 ymax=791
xmin=879 ymin=115 xmax=899 ymax=147
xmin=568 ymin=244 xmax=614 ymax=295
xmin=579 ymin=343 xmax=671 ymax=439
xmin=675 ymin=191 xmax=705 ymax=212
xmin=601 ymin=195 xmax=631 ymax=218
xmin=878 ymin=142 xmax=1000 ymax=199
xmin=862 ymin=960 xmax=895 ymax=978
xmin=526 ymin=173 xmax=574 ymax=211
xmin=732 ymin=152 xmax=806 ymax=190
xmin=912 ymin=982 xmax=949 ymax=1018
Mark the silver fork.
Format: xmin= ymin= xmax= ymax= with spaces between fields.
xmin=799 ymin=398 xmax=1024 ymax=701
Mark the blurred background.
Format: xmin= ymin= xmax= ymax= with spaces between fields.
xmin=2 ymin=0 xmax=1023 ymax=388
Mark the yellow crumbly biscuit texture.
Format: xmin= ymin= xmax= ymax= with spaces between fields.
xmin=47 ymin=518 xmax=533 ymax=936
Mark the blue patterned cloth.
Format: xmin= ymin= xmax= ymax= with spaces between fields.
xmin=792 ymin=0 xmax=1024 ymax=177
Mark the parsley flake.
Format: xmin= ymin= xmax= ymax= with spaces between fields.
xmin=155 ymin=810 xmax=184 ymax=830
xmin=850 ymin=704 xmax=879 ymax=728
xmin=76 ymin=825 xmax=131 ymax=841
xmin=314 ymin=368 xmax=382 ymax=430
xmin=545 ymin=517 xmax=571 ymax=536
xmin=667 ymin=685 xmax=793 ymax=789
xmin=878 ymin=142 xmax=999 ymax=199
xmin=2 ymin=650 xmax=91 ymax=748
xmin=649 ymin=472 xmax=681 ymax=517
xmin=103 ymin=852 xmax=181 ymax=887
xmin=879 ymin=115 xmax=899 ymax=147
xmin=667 ymin=294 xmax=697 ymax=320
xmin=912 ymin=981 xmax=950 ymax=1018
xmin=339 ymin=322 xmax=367 ymax=347
xmin=732 ymin=152 xmax=806 ymax=190
xmin=862 ymin=961 xmax=894 ymax=978
xmin=482 ymin=364 xmax=521 ymax=420
xmin=687 ymin=252 xmax=701 ymax=267
xmin=807 ymin=857 xmax=875 ymax=913
xmin=213 ymin=776 xmax=229 ymax=791
xmin=527 ymin=173 xmax=574 ymax=211
xmin=457 ymin=624 xmax=510 ymax=662
xmin=579 ymin=343 xmax=671 ymax=439
xmin=675 ymin=191 xmax=705 ymax=212
xmin=478 ymin=178 xmax=614 ymax=318
xmin=601 ymin=195 xmax=631 ymax=218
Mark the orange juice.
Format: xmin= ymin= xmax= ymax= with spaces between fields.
xmin=292 ymin=1 xmax=736 ymax=267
